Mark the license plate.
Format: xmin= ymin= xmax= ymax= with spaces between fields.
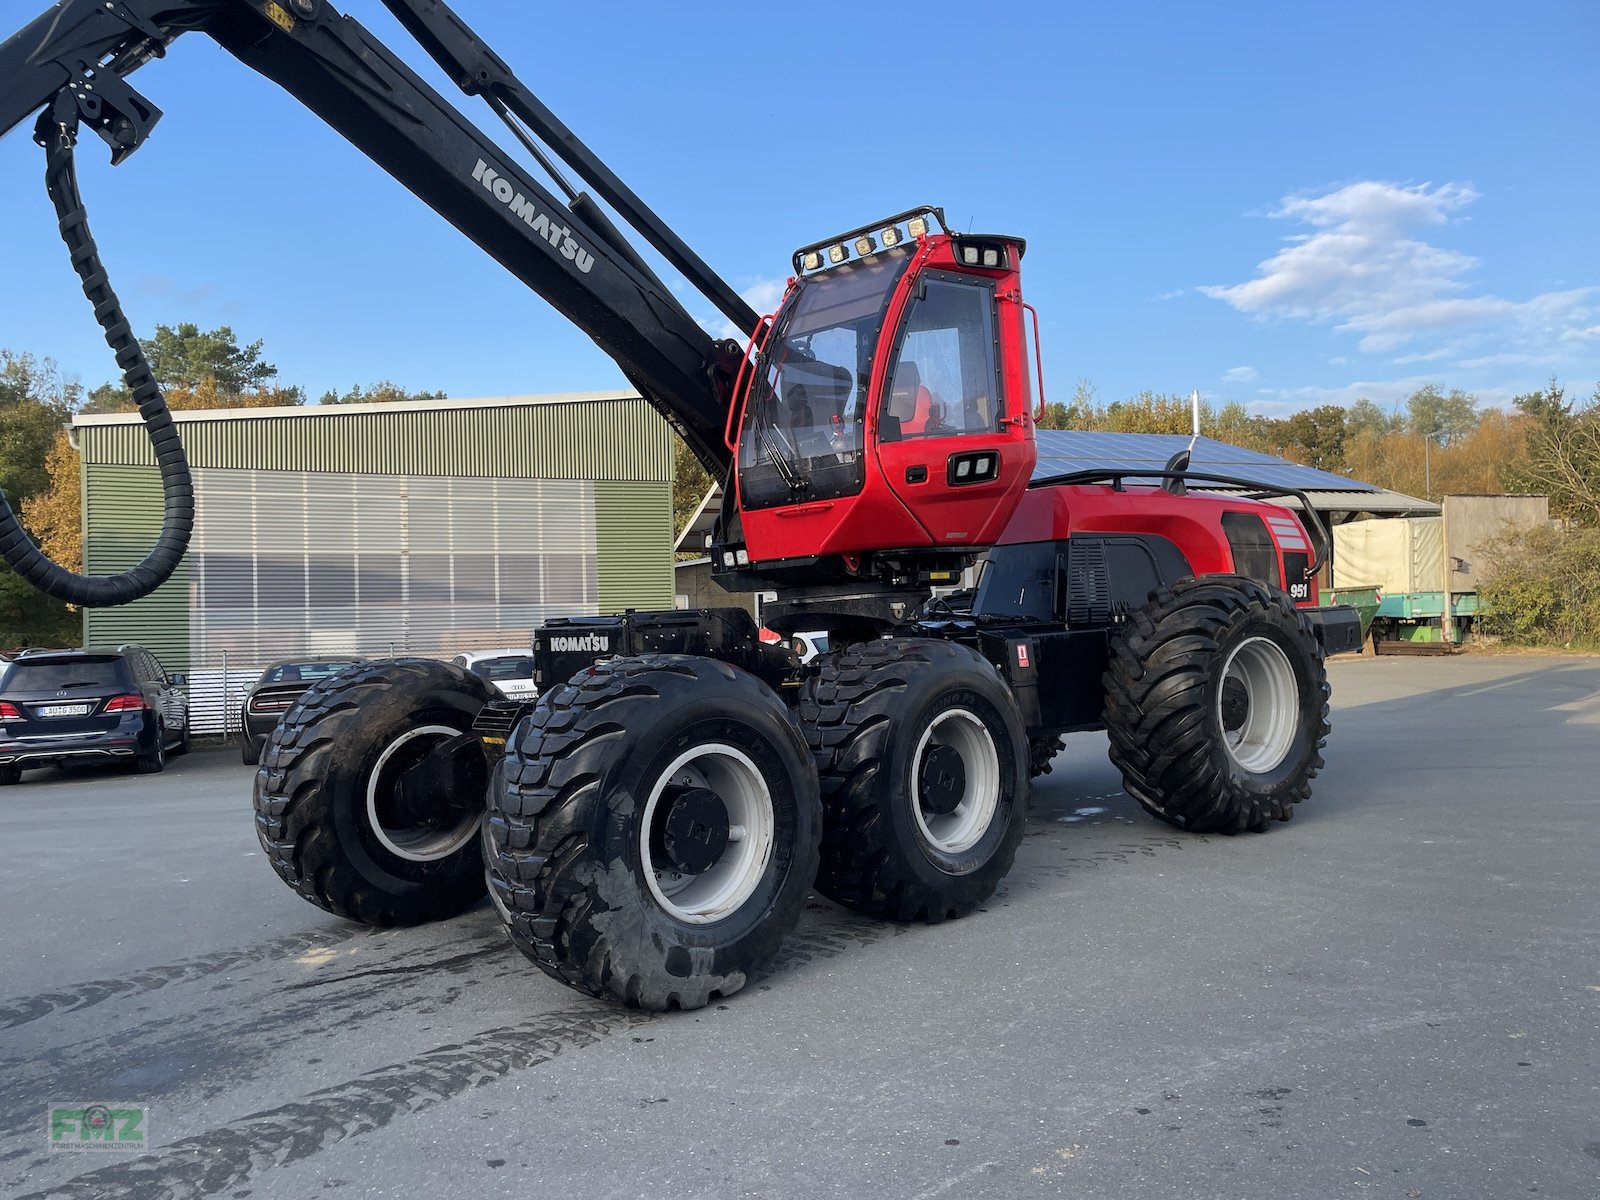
xmin=36 ymin=704 xmax=92 ymax=718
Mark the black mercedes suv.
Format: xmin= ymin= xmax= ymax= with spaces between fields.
xmin=0 ymin=645 xmax=190 ymax=783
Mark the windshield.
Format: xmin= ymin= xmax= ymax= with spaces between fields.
xmin=738 ymin=251 xmax=911 ymax=510
xmin=471 ymin=656 xmax=533 ymax=681
xmin=260 ymin=661 xmax=358 ymax=685
xmin=3 ymin=657 xmax=131 ymax=693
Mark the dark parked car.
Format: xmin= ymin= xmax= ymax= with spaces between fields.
xmin=239 ymin=659 xmax=364 ymax=764
xmin=0 ymin=645 xmax=190 ymax=783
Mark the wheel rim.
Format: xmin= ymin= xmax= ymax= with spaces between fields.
xmin=642 ymin=743 xmax=775 ymax=925
xmin=1217 ymin=636 xmax=1299 ymax=773
xmin=911 ymin=709 xmax=1000 ymax=855
xmin=365 ymin=724 xmax=481 ymax=862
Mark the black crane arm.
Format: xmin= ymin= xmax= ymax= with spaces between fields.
xmin=0 ymin=0 xmax=750 ymax=477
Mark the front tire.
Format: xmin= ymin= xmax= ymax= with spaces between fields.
xmin=799 ymin=638 xmax=1029 ymax=922
xmin=253 ymin=658 xmax=496 ymax=926
xmin=1103 ymin=575 xmax=1330 ymax=834
xmin=485 ymin=655 xmax=820 ymax=1011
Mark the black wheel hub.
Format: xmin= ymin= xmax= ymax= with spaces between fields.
xmin=1220 ymin=677 xmax=1250 ymax=733
xmin=919 ymin=743 xmax=966 ymax=815
xmin=658 ymin=786 xmax=729 ymax=875
xmin=391 ymin=733 xmax=489 ymax=827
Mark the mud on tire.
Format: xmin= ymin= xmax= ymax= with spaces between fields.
xmin=1103 ymin=574 xmax=1331 ymax=834
xmin=485 ymin=655 xmax=821 ymax=1012
xmin=799 ymin=638 xmax=1029 ymax=922
xmin=252 ymin=658 xmax=496 ymax=926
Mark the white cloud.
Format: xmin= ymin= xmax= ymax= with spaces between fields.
xmin=1221 ymin=366 xmax=1257 ymax=383
xmin=1202 ymin=181 xmax=1598 ymax=366
xmin=1259 ymin=375 xmax=1521 ymax=412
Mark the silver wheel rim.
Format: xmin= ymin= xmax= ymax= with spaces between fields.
xmin=1218 ymin=636 xmax=1299 ymax=773
xmin=642 ymin=744 xmax=775 ymax=924
xmin=366 ymin=724 xmax=480 ymax=862
xmin=912 ymin=709 xmax=1000 ymax=855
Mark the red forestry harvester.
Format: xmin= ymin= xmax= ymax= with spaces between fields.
xmin=0 ymin=0 xmax=1359 ymax=1010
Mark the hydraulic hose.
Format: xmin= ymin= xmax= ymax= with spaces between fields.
xmin=0 ymin=105 xmax=192 ymax=607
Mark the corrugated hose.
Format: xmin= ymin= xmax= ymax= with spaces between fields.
xmin=0 ymin=102 xmax=192 ymax=607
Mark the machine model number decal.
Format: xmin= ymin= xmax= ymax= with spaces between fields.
xmin=1288 ymin=581 xmax=1310 ymax=601
xmin=472 ymin=160 xmax=595 ymax=273
xmin=550 ymin=635 xmax=610 ymax=652
xmin=261 ymin=3 xmax=295 ymax=34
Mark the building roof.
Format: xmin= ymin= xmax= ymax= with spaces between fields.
xmin=1032 ymin=431 xmax=1373 ymax=493
xmin=71 ymin=388 xmax=640 ymax=426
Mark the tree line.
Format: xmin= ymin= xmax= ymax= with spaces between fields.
xmin=1 ymin=325 xmax=444 ymax=646
xmin=1039 ymin=378 xmax=1600 ymax=520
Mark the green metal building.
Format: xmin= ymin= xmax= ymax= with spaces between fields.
xmin=73 ymin=390 xmax=675 ymax=731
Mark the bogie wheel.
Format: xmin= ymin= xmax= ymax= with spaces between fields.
xmin=1103 ymin=574 xmax=1331 ymax=834
xmin=799 ymin=638 xmax=1029 ymax=922
xmin=485 ymin=654 xmax=820 ymax=1012
xmin=253 ymin=658 xmax=497 ymax=926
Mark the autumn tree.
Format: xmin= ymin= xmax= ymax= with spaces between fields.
xmin=19 ymin=433 xmax=81 ymax=574
xmin=1512 ymin=381 xmax=1600 ymax=523
xmin=318 ymin=381 xmax=448 ymax=405
xmin=0 ymin=352 xmax=81 ymax=646
xmin=1275 ymin=404 xmax=1348 ymax=471
xmin=672 ymin=436 xmax=715 ymax=554
xmin=1405 ymin=384 xmax=1480 ymax=445
xmin=1346 ymin=397 xmax=1402 ymax=440
xmin=84 ymin=323 xmax=303 ymax=412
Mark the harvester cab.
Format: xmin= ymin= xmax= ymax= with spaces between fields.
xmin=726 ymin=209 xmax=1038 ymax=575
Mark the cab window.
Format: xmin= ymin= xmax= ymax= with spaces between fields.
xmin=881 ymin=276 xmax=1001 ymax=441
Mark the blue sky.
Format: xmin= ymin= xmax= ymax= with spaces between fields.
xmin=1 ymin=1 xmax=1595 ymax=418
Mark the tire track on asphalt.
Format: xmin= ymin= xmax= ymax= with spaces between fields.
xmin=6 ymin=908 xmax=901 ymax=1199
xmin=0 ymin=921 xmax=379 ymax=1031
xmin=0 ymin=932 xmax=516 ymax=1141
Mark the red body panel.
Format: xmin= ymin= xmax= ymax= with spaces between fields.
xmin=1002 ymin=484 xmax=1321 ymax=605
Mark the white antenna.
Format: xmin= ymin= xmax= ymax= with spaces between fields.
xmin=1186 ymin=389 xmax=1202 ymax=457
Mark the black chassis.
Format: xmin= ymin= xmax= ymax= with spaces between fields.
xmin=515 ymin=471 xmax=1363 ymax=746
xmin=519 ymin=562 xmax=1360 ymax=752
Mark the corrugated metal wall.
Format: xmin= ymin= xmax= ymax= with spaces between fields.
xmin=596 ymin=481 xmax=675 ymax=611
xmin=83 ymin=464 xmax=192 ymax=671
xmin=80 ymin=397 xmax=671 ymax=480
xmin=78 ymin=396 xmax=675 ymax=733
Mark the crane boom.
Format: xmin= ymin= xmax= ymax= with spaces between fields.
xmin=0 ymin=0 xmax=746 ymax=477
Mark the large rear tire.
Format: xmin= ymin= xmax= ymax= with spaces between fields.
xmin=1103 ymin=575 xmax=1330 ymax=834
xmin=799 ymin=638 xmax=1029 ymax=922
xmin=485 ymin=655 xmax=820 ymax=1011
xmin=253 ymin=658 xmax=496 ymax=926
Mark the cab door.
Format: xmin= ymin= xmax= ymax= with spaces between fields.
xmin=872 ymin=272 xmax=1033 ymax=549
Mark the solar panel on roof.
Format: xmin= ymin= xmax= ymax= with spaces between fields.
xmin=1030 ymin=432 xmax=1376 ymax=494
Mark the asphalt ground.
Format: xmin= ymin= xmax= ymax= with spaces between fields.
xmin=1 ymin=653 xmax=1596 ymax=1199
